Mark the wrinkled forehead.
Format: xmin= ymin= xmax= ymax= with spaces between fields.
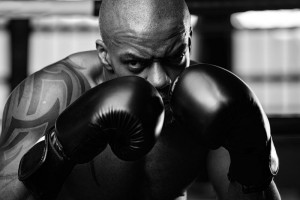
xmin=109 ymin=18 xmax=188 ymax=50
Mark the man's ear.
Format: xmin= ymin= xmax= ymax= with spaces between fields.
xmin=96 ymin=39 xmax=113 ymax=71
xmin=188 ymin=27 xmax=193 ymax=53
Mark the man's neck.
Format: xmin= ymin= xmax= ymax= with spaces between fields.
xmin=67 ymin=50 xmax=105 ymax=87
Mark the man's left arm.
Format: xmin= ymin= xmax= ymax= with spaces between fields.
xmin=170 ymin=64 xmax=281 ymax=200
xmin=207 ymin=146 xmax=281 ymax=200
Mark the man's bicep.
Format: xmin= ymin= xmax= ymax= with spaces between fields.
xmin=0 ymin=63 xmax=90 ymax=176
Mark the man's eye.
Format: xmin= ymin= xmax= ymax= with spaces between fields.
xmin=177 ymin=54 xmax=185 ymax=61
xmin=178 ymin=52 xmax=187 ymax=59
xmin=126 ymin=60 xmax=144 ymax=72
xmin=168 ymin=53 xmax=185 ymax=65
xmin=128 ymin=60 xmax=139 ymax=67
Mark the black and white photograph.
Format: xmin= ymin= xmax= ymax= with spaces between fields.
xmin=0 ymin=1 xmax=299 ymax=199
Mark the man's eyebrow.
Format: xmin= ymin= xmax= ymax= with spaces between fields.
xmin=119 ymin=43 xmax=188 ymax=61
xmin=120 ymin=52 xmax=151 ymax=60
xmin=168 ymin=44 xmax=188 ymax=57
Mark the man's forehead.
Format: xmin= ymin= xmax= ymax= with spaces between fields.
xmin=110 ymin=31 xmax=188 ymax=59
xmin=109 ymin=6 xmax=188 ymax=36
xmin=113 ymin=18 xmax=187 ymax=40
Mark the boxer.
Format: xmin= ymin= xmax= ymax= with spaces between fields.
xmin=0 ymin=0 xmax=281 ymax=199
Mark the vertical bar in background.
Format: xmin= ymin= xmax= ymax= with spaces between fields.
xmin=0 ymin=19 xmax=10 ymax=131
xmin=8 ymin=19 xmax=30 ymax=91
xmin=198 ymin=14 xmax=232 ymax=70
xmin=0 ymin=19 xmax=10 ymax=80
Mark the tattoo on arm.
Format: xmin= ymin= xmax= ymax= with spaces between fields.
xmin=0 ymin=63 xmax=90 ymax=176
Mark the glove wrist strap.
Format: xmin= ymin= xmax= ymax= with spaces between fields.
xmin=228 ymin=173 xmax=273 ymax=193
xmin=18 ymin=129 xmax=74 ymax=200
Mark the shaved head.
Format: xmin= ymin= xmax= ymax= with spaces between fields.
xmin=96 ymin=0 xmax=192 ymax=91
xmin=99 ymin=0 xmax=191 ymax=47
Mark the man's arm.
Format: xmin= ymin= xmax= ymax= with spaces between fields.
xmin=170 ymin=64 xmax=281 ymax=200
xmin=207 ymin=147 xmax=281 ymax=200
xmin=0 ymin=62 xmax=90 ymax=199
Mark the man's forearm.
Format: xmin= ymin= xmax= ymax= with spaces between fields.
xmin=0 ymin=176 xmax=34 ymax=200
xmin=226 ymin=181 xmax=281 ymax=200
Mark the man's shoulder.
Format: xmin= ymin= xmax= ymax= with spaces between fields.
xmin=42 ymin=50 xmax=103 ymax=87
xmin=66 ymin=50 xmax=100 ymax=70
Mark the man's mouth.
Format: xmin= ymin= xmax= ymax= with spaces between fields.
xmin=159 ymin=93 xmax=170 ymax=107
xmin=158 ymin=92 xmax=175 ymax=126
xmin=158 ymin=86 xmax=171 ymax=103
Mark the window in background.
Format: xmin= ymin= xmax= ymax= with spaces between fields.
xmin=29 ymin=16 xmax=100 ymax=75
xmin=0 ymin=18 xmax=10 ymax=132
xmin=232 ymin=9 xmax=300 ymax=116
xmin=29 ymin=14 xmax=199 ymax=75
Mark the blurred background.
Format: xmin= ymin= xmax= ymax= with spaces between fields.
xmin=0 ymin=0 xmax=299 ymax=199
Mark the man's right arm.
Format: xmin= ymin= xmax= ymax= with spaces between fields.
xmin=0 ymin=62 xmax=90 ymax=200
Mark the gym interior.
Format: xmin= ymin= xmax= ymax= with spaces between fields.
xmin=0 ymin=1 xmax=299 ymax=199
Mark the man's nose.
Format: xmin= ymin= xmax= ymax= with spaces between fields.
xmin=146 ymin=62 xmax=171 ymax=90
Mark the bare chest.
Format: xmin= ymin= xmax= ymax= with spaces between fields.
xmin=58 ymin=123 xmax=208 ymax=200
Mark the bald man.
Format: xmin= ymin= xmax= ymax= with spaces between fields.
xmin=0 ymin=0 xmax=281 ymax=200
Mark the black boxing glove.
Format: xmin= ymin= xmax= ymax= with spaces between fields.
xmin=18 ymin=76 xmax=164 ymax=199
xmin=170 ymin=64 xmax=279 ymax=193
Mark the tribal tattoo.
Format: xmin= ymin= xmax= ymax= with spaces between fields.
xmin=0 ymin=62 xmax=90 ymax=176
